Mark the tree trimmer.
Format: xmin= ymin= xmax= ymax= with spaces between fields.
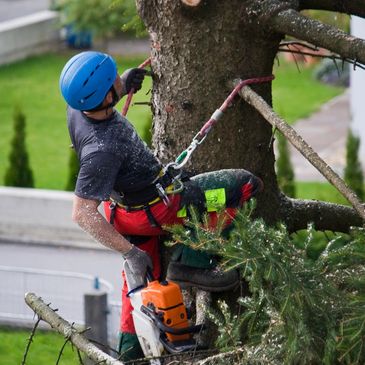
xmin=124 ymin=262 xmax=204 ymax=362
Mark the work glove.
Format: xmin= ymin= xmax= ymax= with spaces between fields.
xmin=123 ymin=245 xmax=153 ymax=279
xmin=121 ymin=68 xmax=147 ymax=94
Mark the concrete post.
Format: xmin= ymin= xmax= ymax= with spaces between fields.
xmin=84 ymin=288 xmax=109 ymax=364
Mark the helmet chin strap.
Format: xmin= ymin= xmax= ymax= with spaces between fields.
xmin=85 ymin=85 xmax=120 ymax=113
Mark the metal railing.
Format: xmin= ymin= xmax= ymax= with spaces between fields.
xmin=0 ymin=265 xmax=121 ymax=343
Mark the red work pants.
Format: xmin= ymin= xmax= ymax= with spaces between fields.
xmin=103 ymin=169 xmax=262 ymax=333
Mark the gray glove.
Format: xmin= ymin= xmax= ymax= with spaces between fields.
xmin=123 ymin=245 xmax=153 ymax=278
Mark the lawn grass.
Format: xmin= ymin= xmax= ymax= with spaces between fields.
xmin=0 ymin=53 xmax=344 ymax=190
xmin=0 ymin=327 xmax=80 ymax=365
xmin=272 ymin=59 xmax=344 ymax=123
xmin=295 ymin=181 xmax=349 ymax=205
xmin=0 ymin=52 xmax=152 ymax=190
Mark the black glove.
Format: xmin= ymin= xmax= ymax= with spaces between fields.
xmin=121 ymin=68 xmax=147 ymax=94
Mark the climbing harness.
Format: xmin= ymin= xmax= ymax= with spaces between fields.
xmin=119 ymin=58 xmax=274 ymax=215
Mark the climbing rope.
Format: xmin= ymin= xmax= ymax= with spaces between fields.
xmin=121 ymin=58 xmax=274 ymax=180
xmin=168 ymin=75 xmax=275 ymax=177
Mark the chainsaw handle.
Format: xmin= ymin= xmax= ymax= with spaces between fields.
xmin=141 ymin=305 xmax=205 ymax=335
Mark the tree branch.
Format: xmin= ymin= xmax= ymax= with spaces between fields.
xmin=299 ymin=0 xmax=365 ymax=19
xmin=24 ymin=293 xmax=124 ymax=365
xmin=279 ymin=195 xmax=363 ymax=232
xmin=270 ymin=9 xmax=365 ymax=66
xmin=233 ymin=81 xmax=365 ymax=223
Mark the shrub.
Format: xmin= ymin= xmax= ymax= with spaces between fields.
xmin=4 ymin=106 xmax=34 ymax=188
xmin=344 ymin=129 xmax=364 ymax=200
xmin=276 ymin=132 xmax=296 ymax=198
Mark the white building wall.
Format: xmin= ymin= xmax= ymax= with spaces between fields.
xmin=350 ymin=16 xmax=365 ymax=163
xmin=0 ymin=11 xmax=60 ymax=66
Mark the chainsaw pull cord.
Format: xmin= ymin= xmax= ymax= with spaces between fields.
xmin=164 ymin=75 xmax=275 ymax=182
xmin=121 ymin=57 xmax=152 ymax=116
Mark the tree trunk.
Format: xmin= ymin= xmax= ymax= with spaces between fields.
xmin=137 ymin=0 xmax=284 ymax=224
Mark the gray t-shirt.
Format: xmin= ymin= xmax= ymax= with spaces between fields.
xmin=67 ymin=106 xmax=161 ymax=201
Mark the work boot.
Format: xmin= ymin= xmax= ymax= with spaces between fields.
xmin=166 ymin=262 xmax=239 ymax=292
xmin=117 ymin=332 xmax=144 ymax=362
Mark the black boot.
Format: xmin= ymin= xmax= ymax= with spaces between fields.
xmin=166 ymin=262 xmax=239 ymax=292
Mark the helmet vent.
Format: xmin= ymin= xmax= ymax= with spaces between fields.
xmin=83 ymin=64 xmax=101 ymax=86
xmin=83 ymin=90 xmax=97 ymax=101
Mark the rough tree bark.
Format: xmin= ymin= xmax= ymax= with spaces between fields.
xmin=136 ymin=0 xmax=365 ymax=232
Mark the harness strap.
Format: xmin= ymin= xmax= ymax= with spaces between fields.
xmin=143 ymin=205 xmax=161 ymax=228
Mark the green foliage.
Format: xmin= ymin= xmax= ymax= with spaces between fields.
xmin=169 ymin=204 xmax=365 ymax=364
xmin=54 ymin=0 xmax=146 ymax=38
xmin=344 ymin=130 xmax=364 ymax=200
xmin=276 ymin=132 xmax=296 ymax=198
xmin=4 ymin=106 xmax=34 ymax=188
xmin=65 ymin=147 xmax=79 ymax=191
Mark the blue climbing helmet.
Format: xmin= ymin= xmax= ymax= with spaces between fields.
xmin=59 ymin=51 xmax=117 ymax=111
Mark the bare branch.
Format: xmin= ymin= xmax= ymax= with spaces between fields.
xmin=279 ymin=195 xmax=363 ymax=232
xmin=277 ymin=47 xmax=365 ymax=71
xmin=233 ymin=81 xmax=365 ymax=223
xmin=299 ymin=0 xmax=365 ymax=19
xmin=22 ymin=316 xmax=41 ymax=365
xmin=270 ymin=9 xmax=365 ymax=66
xmin=24 ymin=293 xmax=124 ymax=365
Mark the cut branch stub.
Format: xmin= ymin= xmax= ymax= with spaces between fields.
xmin=233 ymin=81 xmax=365 ymax=223
xmin=24 ymin=292 xmax=124 ymax=365
xmin=181 ymin=0 xmax=202 ymax=7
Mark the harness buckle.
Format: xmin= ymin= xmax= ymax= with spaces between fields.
xmin=156 ymin=182 xmax=171 ymax=207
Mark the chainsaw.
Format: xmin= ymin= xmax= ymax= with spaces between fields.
xmin=124 ymin=262 xmax=204 ymax=362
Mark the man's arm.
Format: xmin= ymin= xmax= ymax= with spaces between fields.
xmin=72 ymin=195 xmax=153 ymax=277
xmin=72 ymin=195 xmax=133 ymax=254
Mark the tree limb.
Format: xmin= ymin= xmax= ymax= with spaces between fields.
xmin=270 ymin=9 xmax=365 ymax=66
xmin=299 ymin=0 xmax=365 ymax=19
xmin=233 ymin=81 xmax=365 ymax=223
xmin=24 ymin=293 xmax=124 ymax=365
xmin=279 ymin=195 xmax=363 ymax=232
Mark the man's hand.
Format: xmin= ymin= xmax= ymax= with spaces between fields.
xmin=121 ymin=68 xmax=147 ymax=94
xmin=123 ymin=245 xmax=153 ymax=278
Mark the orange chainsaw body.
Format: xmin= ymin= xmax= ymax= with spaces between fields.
xmin=141 ymin=279 xmax=190 ymax=342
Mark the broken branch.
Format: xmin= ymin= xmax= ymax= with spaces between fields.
xmin=24 ymin=293 xmax=124 ymax=365
xmin=271 ymin=9 xmax=365 ymax=66
xmin=233 ymin=81 xmax=365 ymax=223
